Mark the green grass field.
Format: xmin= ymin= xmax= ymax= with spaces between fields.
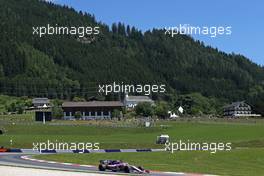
xmin=1 ymin=118 xmax=264 ymax=175
xmin=1 ymin=120 xmax=264 ymax=149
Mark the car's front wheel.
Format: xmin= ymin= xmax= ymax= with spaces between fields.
xmin=98 ymin=164 xmax=105 ymax=171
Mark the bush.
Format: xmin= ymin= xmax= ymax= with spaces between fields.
xmin=74 ymin=111 xmax=82 ymax=120
xmin=6 ymin=101 xmax=25 ymax=114
xmin=52 ymin=106 xmax=63 ymax=119
xmin=155 ymin=101 xmax=169 ymax=119
xmin=135 ymin=102 xmax=154 ymax=117
xmin=72 ymin=96 xmax=86 ymax=102
xmin=112 ymin=109 xmax=120 ymax=119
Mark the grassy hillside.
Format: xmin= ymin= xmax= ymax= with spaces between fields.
xmin=0 ymin=0 xmax=263 ymax=107
xmin=0 ymin=0 xmax=264 ymax=114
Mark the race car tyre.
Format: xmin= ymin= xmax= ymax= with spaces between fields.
xmin=124 ymin=166 xmax=130 ymax=173
xmin=138 ymin=166 xmax=143 ymax=171
xmin=98 ymin=164 xmax=105 ymax=171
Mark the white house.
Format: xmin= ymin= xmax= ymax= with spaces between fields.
xmin=32 ymin=98 xmax=50 ymax=108
xmin=124 ymin=94 xmax=154 ymax=109
xmin=223 ymin=101 xmax=261 ymax=117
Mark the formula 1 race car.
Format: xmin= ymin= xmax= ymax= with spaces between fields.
xmin=98 ymin=160 xmax=150 ymax=174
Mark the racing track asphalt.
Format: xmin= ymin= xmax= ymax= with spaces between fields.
xmin=0 ymin=153 xmax=195 ymax=176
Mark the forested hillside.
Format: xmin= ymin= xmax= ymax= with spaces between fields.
xmin=0 ymin=0 xmax=263 ymax=114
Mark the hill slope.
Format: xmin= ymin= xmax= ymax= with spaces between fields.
xmin=0 ymin=0 xmax=264 ymax=110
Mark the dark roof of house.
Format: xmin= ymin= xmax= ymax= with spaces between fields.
xmin=32 ymin=98 xmax=49 ymax=104
xmin=224 ymin=101 xmax=250 ymax=109
xmin=62 ymin=101 xmax=124 ymax=108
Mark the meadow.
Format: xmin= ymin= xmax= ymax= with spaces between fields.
xmin=1 ymin=117 xmax=264 ymax=175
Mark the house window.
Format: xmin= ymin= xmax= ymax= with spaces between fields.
xmin=103 ymin=111 xmax=109 ymax=115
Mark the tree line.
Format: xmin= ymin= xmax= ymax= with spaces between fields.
xmin=0 ymin=0 xmax=263 ymax=115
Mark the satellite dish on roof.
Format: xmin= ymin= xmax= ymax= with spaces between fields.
xmin=43 ymin=104 xmax=47 ymax=108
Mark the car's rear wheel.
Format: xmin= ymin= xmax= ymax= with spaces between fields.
xmin=138 ymin=166 xmax=143 ymax=171
xmin=98 ymin=164 xmax=105 ymax=171
xmin=124 ymin=166 xmax=130 ymax=173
